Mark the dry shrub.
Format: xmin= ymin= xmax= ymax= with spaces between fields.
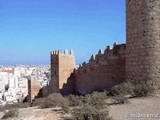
xmin=33 ymin=93 xmax=69 ymax=113
xmin=2 ymin=108 xmax=19 ymax=119
xmin=72 ymin=104 xmax=112 ymax=120
xmin=133 ymin=83 xmax=155 ymax=97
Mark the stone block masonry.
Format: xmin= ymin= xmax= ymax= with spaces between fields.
xmin=126 ymin=0 xmax=160 ymax=87
xmin=48 ymin=43 xmax=126 ymax=95
xmin=74 ymin=43 xmax=126 ymax=94
xmin=50 ymin=49 xmax=75 ymax=94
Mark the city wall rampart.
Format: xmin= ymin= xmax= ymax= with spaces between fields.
xmin=74 ymin=43 xmax=126 ymax=94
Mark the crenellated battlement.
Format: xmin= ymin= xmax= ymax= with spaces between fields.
xmin=76 ymin=43 xmax=126 ymax=70
xmin=74 ymin=42 xmax=126 ymax=94
xmin=50 ymin=49 xmax=74 ymax=56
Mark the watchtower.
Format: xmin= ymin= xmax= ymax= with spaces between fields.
xmin=126 ymin=0 xmax=160 ymax=87
xmin=50 ymin=49 xmax=75 ymax=93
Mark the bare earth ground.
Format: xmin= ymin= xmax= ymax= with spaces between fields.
xmin=109 ymin=96 xmax=160 ymax=120
xmin=0 ymin=92 xmax=159 ymax=120
xmin=109 ymin=91 xmax=160 ymax=120
xmin=0 ymin=107 xmax=71 ymax=120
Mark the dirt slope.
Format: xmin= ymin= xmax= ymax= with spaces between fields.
xmin=109 ymin=94 xmax=160 ymax=120
xmin=0 ymin=92 xmax=159 ymax=120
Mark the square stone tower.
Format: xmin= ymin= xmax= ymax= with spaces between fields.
xmin=126 ymin=0 xmax=160 ymax=87
xmin=50 ymin=49 xmax=75 ymax=93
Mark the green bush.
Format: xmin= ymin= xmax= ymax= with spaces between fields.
xmin=66 ymin=95 xmax=83 ymax=107
xmin=72 ymin=105 xmax=112 ymax=120
xmin=111 ymin=82 xmax=134 ymax=96
xmin=66 ymin=92 xmax=111 ymax=119
xmin=33 ymin=93 xmax=69 ymax=113
xmin=85 ymin=91 xmax=107 ymax=109
xmin=110 ymin=82 xmax=135 ymax=104
xmin=112 ymin=94 xmax=129 ymax=104
xmin=110 ymin=82 xmax=155 ymax=102
xmin=133 ymin=84 xmax=155 ymax=97
xmin=61 ymin=102 xmax=69 ymax=113
xmin=2 ymin=108 xmax=19 ymax=119
xmin=67 ymin=91 xmax=107 ymax=109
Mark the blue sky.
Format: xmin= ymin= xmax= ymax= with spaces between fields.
xmin=0 ymin=0 xmax=125 ymax=65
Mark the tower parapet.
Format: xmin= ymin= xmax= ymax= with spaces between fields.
xmin=70 ymin=49 xmax=74 ymax=55
xmin=50 ymin=49 xmax=75 ymax=94
xmin=51 ymin=49 xmax=74 ymax=56
xmin=64 ymin=49 xmax=68 ymax=54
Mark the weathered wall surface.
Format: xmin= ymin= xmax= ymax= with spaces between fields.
xmin=126 ymin=0 xmax=160 ymax=87
xmin=61 ymin=73 xmax=75 ymax=95
xmin=75 ymin=43 xmax=126 ymax=94
xmin=28 ymin=76 xmax=42 ymax=103
xmin=50 ymin=50 xmax=75 ymax=94
xmin=59 ymin=50 xmax=75 ymax=90
xmin=50 ymin=51 xmax=59 ymax=93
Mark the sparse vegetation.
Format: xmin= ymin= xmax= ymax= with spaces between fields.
xmin=66 ymin=95 xmax=83 ymax=107
xmin=2 ymin=108 xmax=19 ymax=119
xmin=0 ymin=85 xmax=155 ymax=120
xmin=111 ymin=82 xmax=134 ymax=96
xmin=110 ymin=82 xmax=133 ymax=104
xmin=72 ymin=105 xmax=112 ymax=120
xmin=33 ymin=93 xmax=69 ymax=113
xmin=67 ymin=91 xmax=107 ymax=109
xmin=68 ymin=92 xmax=112 ymax=120
xmin=133 ymin=83 xmax=155 ymax=97
xmin=112 ymin=94 xmax=129 ymax=104
xmin=110 ymin=82 xmax=155 ymax=104
xmin=33 ymin=92 xmax=110 ymax=118
xmin=0 ymin=102 xmax=29 ymax=112
xmin=84 ymin=91 xmax=107 ymax=109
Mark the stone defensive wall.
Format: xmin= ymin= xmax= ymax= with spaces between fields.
xmin=28 ymin=43 xmax=126 ymax=102
xmin=126 ymin=0 xmax=160 ymax=88
xmin=74 ymin=43 xmax=126 ymax=94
